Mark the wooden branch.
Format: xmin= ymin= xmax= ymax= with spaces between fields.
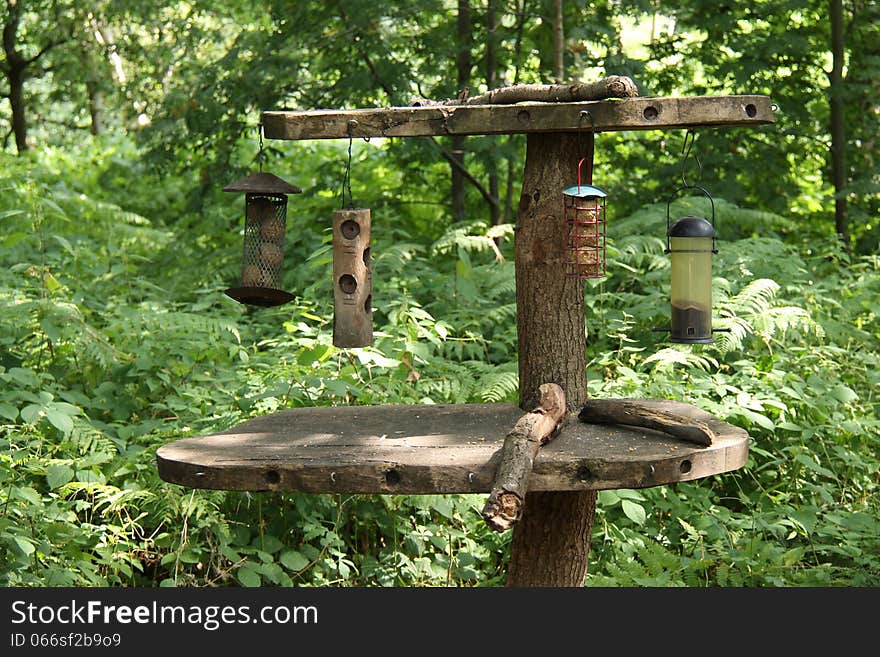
xmin=578 ymin=398 xmax=716 ymax=446
xmin=24 ymin=37 xmax=67 ymax=66
xmin=427 ymin=136 xmax=501 ymax=212
xmin=482 ymin=383 xmax=566 ymax=532
xmin=414 ymin=76 xmax=639 ymax=106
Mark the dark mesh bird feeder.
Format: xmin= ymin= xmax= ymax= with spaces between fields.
xmin=224 ymin=172 xmax=301 ymax=307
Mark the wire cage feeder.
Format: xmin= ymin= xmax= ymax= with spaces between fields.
xmin=563 ymin=156 xmax=607 ymax=279
xmin=224 ymin=172 xmax=301 ymax=307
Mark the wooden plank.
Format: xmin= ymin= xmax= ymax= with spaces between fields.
xmin=262 ymin=95 xmax=773 ymax=140
xmin=156 ymin=401 xmax=748 ymax=494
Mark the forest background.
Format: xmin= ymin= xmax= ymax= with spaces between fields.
xmin=1 ymin=0 xmax=878 ymax=587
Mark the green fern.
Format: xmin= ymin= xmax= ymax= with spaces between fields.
xmin=477 ymin=367 xmax=518 ymax=403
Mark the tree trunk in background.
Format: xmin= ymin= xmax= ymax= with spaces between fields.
xmin=451 ymin=0 xmax=472 ymax=222
xmin=553 ymin=0 xmax=564 ymax=83
xmin=86 ymin=78 xmax=105 ymax=136
xmin=2 ymin=4 xmax=30 ymax=153
xmin=829 ymin=0 xmax=849 ymax=249
xmin=7 ymin=64 xmax=28 ymax=152
xmin=508 ymin=132 xmax=596 ymax=586
xmin=486 ymin=0 xmax=501 ymax=225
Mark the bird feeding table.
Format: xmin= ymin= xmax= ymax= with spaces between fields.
xmin=157 ymin=91 xmax=773 ymax=586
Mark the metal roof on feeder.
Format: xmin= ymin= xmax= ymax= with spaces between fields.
xmin=562 ymin=184 xmax=607 ymax=198
xmin=223 ymin=172 xmax=302 ymax=195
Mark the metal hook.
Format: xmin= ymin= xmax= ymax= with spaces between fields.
xmin=680 ymin=130 xmax=702 ymax=188
xmin=577 ymin=110 xmax=596 ymax=186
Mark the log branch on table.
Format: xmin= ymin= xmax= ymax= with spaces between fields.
xmin=578 ymin=398 xmax=715 ymax=446
xmin=413 ymin=76 xmax=638 ymax=106
xmin=481 ymin=383 xmax=566 ymax=532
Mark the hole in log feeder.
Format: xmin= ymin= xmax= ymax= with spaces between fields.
xmin=364 ymin=294 xmax=372 ymax=313
xmin=517 ymin=109 xmax=531 ymax=124
xmin=363 ymin=247 xmax=371 ymax=266
xmin=385 ymin=469 xmax=401 ymax=486
xmin=265 ymin=470 xmax=280 ymax=484
xmin=341 ymin=219 xmax=361 ymax=240
xmin=643 ymin=105 xmax=659 ymax=120
xmin=745 ymin=103 xmax=757 ymax=117
xmin=680 ymin=460 xmax=692 ymax=474
xmin=338 ymin=274 xmax=357 ymax=295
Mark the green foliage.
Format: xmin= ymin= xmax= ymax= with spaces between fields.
xmin=1 ymin=1 xmax=878 ymax=588
xmin=2 ymin=142 xmax=878 ymax=587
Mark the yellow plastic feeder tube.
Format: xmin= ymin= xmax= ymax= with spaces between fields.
xmin=668 ymin=215 xmax=715 ymax=344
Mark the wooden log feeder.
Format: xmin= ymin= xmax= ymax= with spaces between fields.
xmin=157 ymin=83 xmax=773 ymax=587
xmin=332 ymin=208 xmax=373 ymax=348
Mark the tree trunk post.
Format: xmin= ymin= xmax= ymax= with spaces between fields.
xmin=829 ymin=0 xmax=849 ymax=249
xmin=508 ymin=132 xmax=597 ymax=587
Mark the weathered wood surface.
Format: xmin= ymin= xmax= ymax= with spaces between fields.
xmin=482 ymin=384 xmax=567 ymax=532
xmin=262 ymin=95 xmax=773 ymax=141
xmin=414 ymin=76 xmax=639 ymax=106
xmin=332 ymin=208 xmax=372 ymax=348
xmin=155 ymin=401 xmax=749 ymax=494
xmin=579 ymin=398 xmax=716 ymax=446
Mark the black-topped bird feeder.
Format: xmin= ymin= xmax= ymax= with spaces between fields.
xmin=664 ymin=185 xmax=717 ymax=343
xmin=224 ymin=171 xmax=301 ymax=307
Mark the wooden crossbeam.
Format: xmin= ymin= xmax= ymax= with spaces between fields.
xmin=262 ymin=95 xmax=773 ymax=141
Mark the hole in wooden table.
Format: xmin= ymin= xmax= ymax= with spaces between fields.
xmin=577 ymin=465 xmax=595 ymax=483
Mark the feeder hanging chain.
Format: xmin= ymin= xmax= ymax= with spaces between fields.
xmin=341 ymin=120 xmax=358 ymax=209
xmin=257 ymin=122 xmax=266 ymax=173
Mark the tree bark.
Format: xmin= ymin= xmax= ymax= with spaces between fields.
xmin=422 ymin=76 xmax=638 ymax=106
xmin=486 ymin=0 xmax=501 ymax=225
xmin=2 ymin=3 xmax=29 ymax=153
xmin=451 ymin=0 xmax=472 ymax=222
xmin=482 ymin=383 xmax=566 ymax=531
xmin=85 ymin=78 xmax=104 ymax=136
xmin=579 ymin=398 xmax=715 ymax=446
xmin=507 ymin=489 xmax=597 ymax=586
xmin=829 ymin=0 xmax=849 ymax=249
xmin=508 ymin=132 xmax=596 ymax=587
xmin=553 ymin=0 xmax=564 ymax=83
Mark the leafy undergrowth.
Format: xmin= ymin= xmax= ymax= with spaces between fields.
xmin=1 ymin=145 xmax=877 ymax=587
